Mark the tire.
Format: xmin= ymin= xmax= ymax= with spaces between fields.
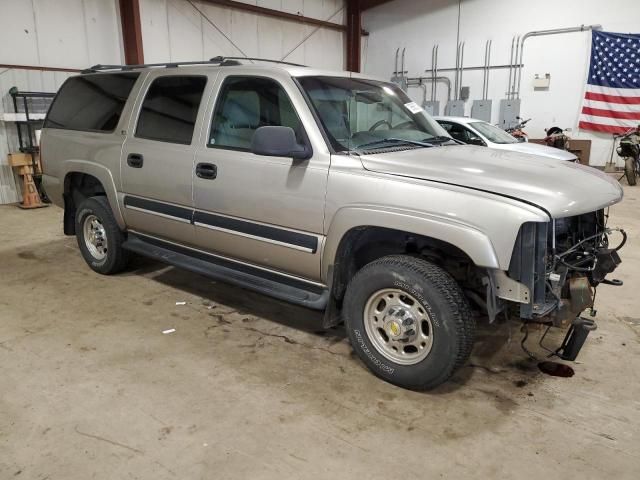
xmin=343 ymin=255 xmax=475 ymax=390
xmin=625 ymin=157 xmax=637 ymax=186
xmin=75 ymin=196 xmax=129 ymax=274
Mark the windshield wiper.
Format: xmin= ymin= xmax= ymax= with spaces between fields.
xmin=355 ymin=138 xmax=436 ymax=151
xmin=421 ymin=135 xmax=462 ymax=145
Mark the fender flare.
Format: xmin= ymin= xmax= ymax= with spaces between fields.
xmin=321 ymin=206 xmax=500 ymax=282
xmin=62 ymin=160 xmax=126 ymax=229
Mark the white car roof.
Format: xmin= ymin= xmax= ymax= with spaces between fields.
xmin=433 ymin=116 xmax=482 ymax=125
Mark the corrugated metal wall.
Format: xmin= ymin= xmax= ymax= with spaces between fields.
xmin=0 ymin=69 xmax=76 ymax=204
xmin=0 ymin=0 xmax=345 ymax=204
xmin=140 ymin=0 xmax=346 ymax=69
xmin=0 ymin=0 xmax=122 ymax=204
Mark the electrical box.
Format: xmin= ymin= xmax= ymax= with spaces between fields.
xmin=471 ymin=100 xmax=492 ymax=122
xmin=423 ymin=100 xmax=440 ymax=116
xmin=533 ymin=73 xmax=551 ymax=89
xmin=390 ymin=75 xmax=408 ymax=92
xmin=498 ymin=98 xmax=521 ymax=129
xmin=460 ymin=86 xmax=470 ymax=101
xmin=445 ymin=100 xmax=465 ymax=116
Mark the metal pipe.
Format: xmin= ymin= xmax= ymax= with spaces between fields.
xmin=401 ymin=47 xmax=406 ymax=83
xmin=434 ymin=45 xmax=439 ymax=101
xmin=453 ymin=43 xmax=459 ymax=100
xmin=394 ymin=48 xmax=399 ymax=76
xmin=426 ymin=63 xmax=521 ymax=73
xmin=516 ymin=24 xmax=601 ymax=98
xmin=482 ymin=41 xmax=488 ymax=100
xmin=408 ymin=82 xmax=428 ymax=105
xmin=486 ymin=40 xmax=492 ymax=99
xmin=410 ymin=75 xmax=452 ymax=101
xmin=431 ymin=45 xmax=437 ymax=101
xmin=512 ymin=35 xmax=520 ymax=98
xmin=507 ymin=36 xmax=515 ymax=99
xmin=459 ymin=41 xmax=465 ymax=100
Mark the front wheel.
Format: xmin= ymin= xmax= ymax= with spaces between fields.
xmin=625 ymin=157 xmax=637 ymax=186
xmin=343 ymin=255 xmax=475 ymax=390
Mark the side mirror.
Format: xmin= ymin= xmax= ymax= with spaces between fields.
xmin=467 ymin=137 xmax=486 ymax=147
xmin=251 ymin=126 xmax=311 ymax=160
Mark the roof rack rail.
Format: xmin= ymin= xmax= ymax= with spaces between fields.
xmin=81 ymin=56 xmax=306 ymax=74
xmin=208 ymin=56 xmax=306 ymax=67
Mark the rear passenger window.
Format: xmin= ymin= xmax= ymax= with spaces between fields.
xmin=209 ymin=76 xmax=304 ymax=151
xmin=44 ymin=73 xmax=139 ymax=132
xmin=136 ymin=76 xmax=207 ymax=145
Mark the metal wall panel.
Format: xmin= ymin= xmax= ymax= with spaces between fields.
xmin=0 ymin=0 xmax=121 ymax=204
xmin=0 ymin=69 xmax=74 ymax=204
xmin=140 ymin=0 xmax=345 ymax=68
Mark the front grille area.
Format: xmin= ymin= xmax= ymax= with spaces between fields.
xmin=508 ymin=210 xmax=607 ymax=319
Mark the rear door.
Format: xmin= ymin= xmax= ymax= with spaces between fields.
xmin=120 ymin=72 xmax=210 ymax=246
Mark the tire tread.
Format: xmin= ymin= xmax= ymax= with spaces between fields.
xmin=345 ymin=254 xmax=475 ymax=390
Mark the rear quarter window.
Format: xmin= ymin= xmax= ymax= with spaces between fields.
xmin=44 ymin=73 xmax=140 ymax=132
xmin=135 ymin=75 xmax=207 ymax=145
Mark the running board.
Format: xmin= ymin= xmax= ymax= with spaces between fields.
xmin=123 ymin=233 xmax=328 ymax=310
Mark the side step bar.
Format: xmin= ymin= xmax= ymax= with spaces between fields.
xmin=123 ymin=233 xmax=329 ymax=310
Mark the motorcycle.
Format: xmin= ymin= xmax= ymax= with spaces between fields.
xmin=544 ymin=126 xmax=571 ymax=151
xmin=616 ymin=126 xmax=640 ymax=186
xmin=505 ymin=116 xmax=530 ymax=142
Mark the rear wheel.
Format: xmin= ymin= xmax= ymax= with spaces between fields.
xmin=343 ymin=255 xmax=475 ymax=390
xmin=625 ymin=157 xmax=637 ymax=186
xmin=75 ymin=196 xmax=129 ymax=274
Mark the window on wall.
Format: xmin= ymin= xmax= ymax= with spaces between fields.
xmin=209 ymin=76 xmax=304 ymax=151
xmin=135 ymin=76 xmax=207 ymax=145
xmin=44 ymin=73 xmax=140 ymax=132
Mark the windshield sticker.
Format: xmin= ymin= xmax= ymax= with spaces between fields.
xmin=404 ymin=102 xmax=423 ymax=114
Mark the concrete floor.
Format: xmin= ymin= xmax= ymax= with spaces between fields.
xmin=1 ymin=182 xmax=639 ymax=480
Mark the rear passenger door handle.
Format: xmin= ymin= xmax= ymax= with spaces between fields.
xmin=127 ymin=153 xmax=144 ymax=168
xmin=196 ymin=162 xmax=217 ymax=180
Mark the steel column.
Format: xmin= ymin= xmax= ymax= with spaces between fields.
xmin=346 ymin=0 xmax=362 ymax=72
xmin=119 ymin=0 xmax=144 ymax=65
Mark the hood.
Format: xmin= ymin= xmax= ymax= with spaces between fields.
xmin=360 ymin=145 xmax=623 ymax=218
xmin=491 ymin=141 xmax=577 ymax=161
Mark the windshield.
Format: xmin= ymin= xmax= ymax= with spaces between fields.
xmin=297 ymin=76 xmax=452 ymax=152
xmin=469 ymin=121 xmax=518 ymax=144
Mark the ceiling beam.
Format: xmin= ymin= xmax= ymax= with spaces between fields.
xmin=119 ymin=0 xmax=144 ymax=65
xmin=200 ymin=0 xmax=347 ymax=32
xmin=359 ymin=0 xmax=394 ymax=11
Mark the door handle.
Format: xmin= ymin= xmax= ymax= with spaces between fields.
xmin=196 ymin=162 xmax=217 ymax=180
xmin=127 ymin=153 xmax=144 ymax=168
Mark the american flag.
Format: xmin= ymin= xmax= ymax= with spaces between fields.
xmin=579 ymin=30 xmax=640 ymax=135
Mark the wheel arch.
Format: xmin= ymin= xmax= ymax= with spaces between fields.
xmin=62 ymin=161 xmax=124 ymax=234
xmin=322 ymin=207 xmax=499 ymax=305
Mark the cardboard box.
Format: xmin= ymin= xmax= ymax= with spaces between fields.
xmin=8 ymin=153 xmax=32 ymax=167
xmin=8 ymin=153 xmax=41 ymax=173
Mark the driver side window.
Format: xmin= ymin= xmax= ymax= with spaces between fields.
xmin=209 ymin=76 xmax=304 ymax=151
xmin=439 ymin=121 xmax=467 ymax=143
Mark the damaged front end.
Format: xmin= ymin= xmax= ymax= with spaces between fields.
xmin=488 ymin=210 xmax=626 ymax=360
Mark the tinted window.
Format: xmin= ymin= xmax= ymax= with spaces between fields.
xmin=44 ymin=73 xmax=139 ymax=132
xmin=209 ymin=77 xmax=304 ymax=151
xmin=136 ymin=76 xmax=207 ymax=145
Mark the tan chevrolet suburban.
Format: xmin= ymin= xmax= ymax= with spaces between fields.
xmin=41 ymin=57 xmax=625 ymax=390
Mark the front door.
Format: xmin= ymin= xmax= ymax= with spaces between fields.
xmin=192 ymin=74 xmax=328 ymax=280
xmin=120 ymin=73 xmax=209 ymax=246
